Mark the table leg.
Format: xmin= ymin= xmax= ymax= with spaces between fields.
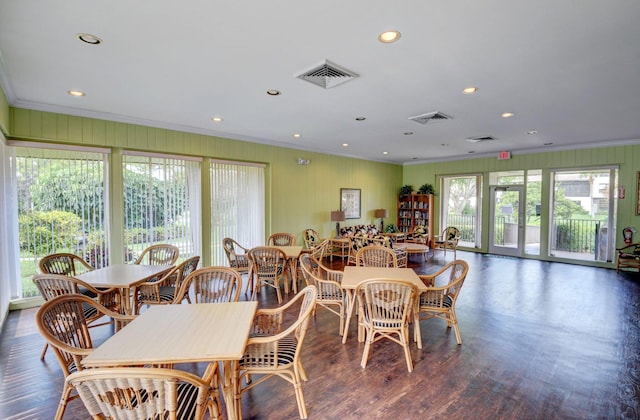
xmin=342 ymin=290 xmax=358 ymax=344
xmin=120 ymin=286 xmax=132 ymax=315
xmin=216 ymin=360 xmax=239 ymax=420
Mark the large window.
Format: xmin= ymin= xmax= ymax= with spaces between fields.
xmin=123 ymin=153 xmax=201 ymax=263
xmin=11 ymin=143 xmax=109 ymax=298
xmin=549 ymin=167 xmax=617 ymax=262
xmin=440 ymin=175 xmax=482 ymax=248
xmin=210 ymin=160 xmax=265 ymax=265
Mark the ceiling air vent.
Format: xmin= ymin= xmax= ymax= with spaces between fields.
xmin=467 ymin=136 xmax=496 ymax=143
xmin=296 ymin=60 xmax=358 ymax=89
xmin=408 ymin=111 xmax=452 ymax=125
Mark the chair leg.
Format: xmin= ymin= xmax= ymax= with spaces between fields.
xmin=40 ymin=343 xmax=48 ymax=360
xmin=54 ymin=385 xmax=72 ymax=420
xmin=401 ymin=327 xmax=414 ymax=373
xmin=360 ymin=329 xmax=373 ymax=369
xmin=450 ymin=310 xmax=462 ymax=344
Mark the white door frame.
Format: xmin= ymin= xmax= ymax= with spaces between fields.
xmin=489 ymin=185 xmax=525 ymax=257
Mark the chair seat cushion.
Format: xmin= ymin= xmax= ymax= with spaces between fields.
xmin=419 ymin=293 xmax=453 ymax=308
xmin=158 ymin=286 xmax=176 ymax=302
xmin=240 ymin=336 xmax=297 ymax=367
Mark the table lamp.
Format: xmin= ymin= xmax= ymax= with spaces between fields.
xmin=331 ymin=210 xmax=346 ymax=237
xmin=374 ymin=208 xmax=388 ymax=232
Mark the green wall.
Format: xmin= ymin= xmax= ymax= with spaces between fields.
xmin=403 ymin=145 xmax=640 ymax=261
xmin=8 ymin=107 xmax=402 ymax=264
xmin=0 ymin=88 xmax=9 ymax=136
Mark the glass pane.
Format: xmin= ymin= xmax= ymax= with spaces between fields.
xmin=123 ymin=155 xmax=200 ymax=263
xmin=493 ymin=188 xmax=520 ymax=249
xmin=15 ymin=148 xmax=107 ymax=298
xmin=441 ymin=176 xmax=479 ymax=247
xmin=210 ymin=162 xmax=265 ymax=265
xmin=550 ymin=169 xmax=615 ymax=261
xmin=525 ymin=170 xmax=542 ymax=255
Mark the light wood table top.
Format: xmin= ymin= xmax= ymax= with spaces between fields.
xmin=341 ymin=266 xmax=426 ymax=345
xmin=342 ymin=266 xmax=427 ymax=292
xmin=273 ymin=245 xmax=302 ymax=259
xmin=76 ymin=264 xmax=174 ymax=289
xmin=82 ymin=301 xmax=258 ymax=367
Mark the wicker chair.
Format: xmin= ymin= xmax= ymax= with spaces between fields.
xmin=370 ymin=235 xmax=407 ymax=267
xmin=418 ymin=259 xmax=469 ymax=345
xmin=188 ymin=266 xmax=242 ymax=303
xmin=222 ymin=237 xmax=252 ymax=294
xmin=303 ymin=229 xmax=320 ymax=249
xmin=66 ymin=367 xmax=220 ymax=420
xmin=299 ymin=253 xmax=346 ymax=336
xmin=616 ymin=242 xmax=640 ymax=272
xmin=248 ymin=246 xmax=289 ymax=303
xmin=267 ymin=232 xmax=297 ymax=246
xmin=346 ymin=232 xmax=369 ymax=266
xmin=235 ymin=285 xmax=317 ymax=419
xmin=134 ymin=243 xmax=180 ymax=265
xmin=407 ymin=225 xmax=429 ymax=245
xmin=39 ymin=253 xmax=95 ymax=276
xmin=133 ymin=255 xmax=200 ymax=314
xmin=36 ymin=294 xmax=135 ymax=420
xmin=33 ymin=273 xmax=120 ymax=360
xmin=355 ymin=245 xmax=398 ymax=268
xmin=355 ymin=279 xmax=418 ymax=372
xmin=432 ymin=227 xmax=461 ymax=259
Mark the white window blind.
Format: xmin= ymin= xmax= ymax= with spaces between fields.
xmin=210 ymin=161 xmax=265 ymax=265
xmin=123 ymin=154 xmax=201 ymax=262
xmin=11 ymin=145 xmax=109 ymax=298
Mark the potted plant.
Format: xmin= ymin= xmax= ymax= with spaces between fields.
xmin=385 ymin=223 xmax=399 ymax=233
xmin=399 ymin=185 xmax=413 ymax=196
xmin=418 ymin=183 xmax=434 ymax=195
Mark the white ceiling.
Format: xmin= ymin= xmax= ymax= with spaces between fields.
xmin=1 ymin=0 xmax=639 ymax=164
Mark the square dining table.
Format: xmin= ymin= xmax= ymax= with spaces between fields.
xmin=273 ymin=245 xmax=303 ymax=294
xmin=82 ymin=301 xmax=258 ymax=420
xmin=341 ymin=266 xmax=428 ymax=346
xmin=76 ymin=264 xmax=174 ymax=315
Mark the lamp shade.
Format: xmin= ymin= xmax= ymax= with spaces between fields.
xmin=374 ymin=208 xmax=388 ymax=218
xmin=331 ymin=210 xmax=346 ymax=222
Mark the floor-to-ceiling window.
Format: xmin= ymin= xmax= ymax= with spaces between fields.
xmin=210 ymin=160 xmax=265 ymax=265
xmin=549 ymin=167 xmax=617 ymax=262
xmin=123 ymin=152 xmax=201 ymax=263
xmin=10 ymin=142 xmax=109 ymax=298
xmin=440 ymin=175 xmax=482 ymax=248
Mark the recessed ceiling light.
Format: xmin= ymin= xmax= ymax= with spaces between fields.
xmin=403 ymin=132 xmax=413 ymax=136
xmin=527 ymin=130 xmax=538 ymax=135
xmin=378 ymin=30 xmax=401 ymax=43
xmin=342 ymin=143 xmax=349 ymax=147
xmin=355 ymin=117 xmax=366 ymax=121
xmin=383 ymin=151 xmax=388 ymax=155
xmin=212 ymin=117 xmax=223 ymax=122
xmin=462 ymin=87 xmax=478 ymax=94
xmin=67 ymin=90 xmax=85 ymax=97
xmin=293 ymin=133 xmax=302 ymax=138
xmin=77 ymin=33 xmax=102 ymax=45
xmin=501 ymin=112 xmax=515 ymax=118
xmin=266 ymin=89 xmax=281 ymax=96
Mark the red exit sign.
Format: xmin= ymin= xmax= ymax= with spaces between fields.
xmin=498 ymin=151 xmax=511 ymax=160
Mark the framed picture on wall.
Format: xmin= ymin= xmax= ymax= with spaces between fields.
xmin=341 ymin=188 xmax=361 ymax=219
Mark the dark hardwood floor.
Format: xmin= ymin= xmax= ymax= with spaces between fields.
xmin=1 ymin=251 xmax=639 ymax=419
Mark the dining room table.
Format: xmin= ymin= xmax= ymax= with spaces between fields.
xmin=340 ymin=266 xmax=428 ymax=346
xmin=75 ymin=264 xmax=174 ymax=315
xmin=81 ymin=301 xmax=258 ymax=420
xmin=273 ymin=245 xmax=303 ymax=294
